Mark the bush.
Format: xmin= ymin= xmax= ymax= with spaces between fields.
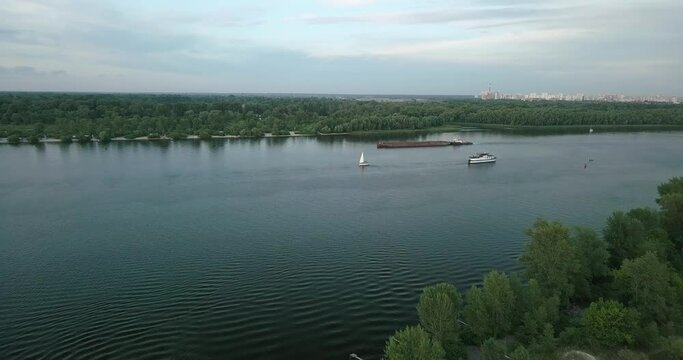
xmin=634 ymin=322 xmax=660 ymax=348
xmin=60 ymin=136 xmax=72 ymax=143
xmin=616 ymin=349 xmax=649 ymax=360
xmin=481 ymin=338 xmax=507 ymax=360
xmin=98 ymin=131 xmax=111 ymax=143
xmin=510 ymin=345 xmax=532 ymax=360
xmin=652 ymin=336 xmax=683 ymax=360
xmin=7 ymin=135 xmax=21 ymax=144
xmin=582 ymin=299 xmax=638 ymax=347
xmin=442 ymin=337 xmax=467 ymax=360
xmin=384 ymin=325 xmax=445 ymax=360
xmin=168 ymin=132 xmax=187 ymax=140
xmin=250 ymin=128 xmax=263 ymax=137
xmin=559 ymin=326 xmax=586 ymax=347
xmin=76 ymin=134 xmax=91 ymax=143
xmin=27 ymin=135 xmax=40 ymax=144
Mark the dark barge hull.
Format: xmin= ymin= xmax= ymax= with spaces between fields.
xmin=377 ymin=141 xmax=472 ymax=149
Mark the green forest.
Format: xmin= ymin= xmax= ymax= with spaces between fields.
xmin=2 ymin=93 xmax=683 ymax=143
xmin=383 ymin=177 xmax=683 ymax=360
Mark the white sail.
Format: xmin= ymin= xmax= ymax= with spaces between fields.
xmin=359 ymin=152 xmax=368 ymax=166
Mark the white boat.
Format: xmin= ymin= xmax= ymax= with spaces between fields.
xmin=468 ymin=152 xmax=496 ymax=164
xmin=359 ymin=152 xmax=369 ymax=167
xmin=589 ymin=128 xmax=594 ymax=133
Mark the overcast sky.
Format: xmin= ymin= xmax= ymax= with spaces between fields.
xmin=1 ymin=0 xmax=681 ymax=95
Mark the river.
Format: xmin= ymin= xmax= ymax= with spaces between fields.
xmin=1 ymin=131 xmax=682 ymax=359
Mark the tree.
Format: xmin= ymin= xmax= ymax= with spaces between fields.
xmin=627 ymin=208 xmax=661 ymax=232
xmin=384 ymin=325 xmax=445 ymax=360
xmin=480 ymin=338 xmax=506 ymax=360
xmin=615 ymin=349 xmax=649 ymax=360
xmin=168 ymin=131 xmax=186 ymax=140
xmin=440 ymin=337 xmax=467 ymax=360
xmin=76 ymin=134 xmax=91 ymax=143
xmin=613 ymin=252 xmax=683 ymax=324
xmin=659 ymin=193 xmax=683 ymax=246
xmin=582 ymin=299 xmax=638 ymax=347
xmin=572 ymin=227 xmax=610 ymax=300
xmin=417 ymin=283 xmax=465 ymax=360
xmin=26 ymin=135 xmax=39 ymax=144
xmin=509 ymin=345 xmax=532 ymax=360
xmin=639 ymin=228 xmax=676 ymax=262
xmin=32 ymin=122 xmax=45 ymax=136
xmin=418 ymin=283 xmax=462 ymax=341
xmin=520 ymin=219 xmax=579 ymax=302
xmin=530 ymin=323 xmax=557 ymax=355
xmin=7 ymin=134 xmax=20 ymax=144
xmin=655 ymin=336 xmax=683 ymax=360
xmin=603 ymin=211 xmax=647 ymax=268
xmin=465 ymin=271 xmax=515 ymax=342
xmin=515 ymin=279 xmax=560 ymax=344
xmin=657 ymin=177 xmax=683 ymax=202
xmin=98 ymin=130 xmax=111 ymax=143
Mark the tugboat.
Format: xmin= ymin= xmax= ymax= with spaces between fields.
xmin=451 ymin=138 xmax=473 ymax=145
xmin=468 ymin=152 xmax=496 ymax=164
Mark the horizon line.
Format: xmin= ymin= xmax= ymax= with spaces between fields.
xmin=0 ymin=90 xmax=681 ymax=98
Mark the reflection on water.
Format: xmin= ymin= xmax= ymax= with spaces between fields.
xmin=264 ymin=137 xmax=288 ymax=147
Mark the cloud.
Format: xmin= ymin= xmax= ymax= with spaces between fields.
xmin=71 ymin=26 xmax=201 ymax=54
xmin=0 ymin=65 xmax=67 ymax=76
xmin=320 ymin=0 xmax=376 ymax=6
xmin=292 ymin=5 xmax=575 ymax=25
xmin=307 ymin=29 xmax=590 ymax=65
xmin=0 ymin=0 xmax=681 ymax=94
xmin=162 ymin=7 xmax=265 ymax=28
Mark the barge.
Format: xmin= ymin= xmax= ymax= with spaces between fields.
xmin=377 ymin=139 xmax=472 ymax=149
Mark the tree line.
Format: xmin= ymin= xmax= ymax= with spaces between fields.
xmin=2 ymin=93 xmax=683 ymax=142
xmin=384 ymin=177 xmax=683 ymax=360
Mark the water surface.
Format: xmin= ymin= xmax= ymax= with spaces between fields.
xmin=2 ymin=131 xmax=682 ymax=359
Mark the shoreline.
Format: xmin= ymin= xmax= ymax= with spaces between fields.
xmin=0 ymin=132 xmax=317 ymax=144
xmin=2 ymin=123 xmax=683 ymax=144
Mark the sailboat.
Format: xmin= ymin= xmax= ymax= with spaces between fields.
xmin=359 ymin=152 xmax=369 ymax=167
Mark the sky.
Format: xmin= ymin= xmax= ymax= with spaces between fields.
xmin=0 ymin=0 xmax=681 ymax=95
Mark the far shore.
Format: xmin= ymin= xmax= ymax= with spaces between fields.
xmin=0 ymin=131 xmax=316 ymax=144
xmin=3 ymin=123 xmax=683 ymax=144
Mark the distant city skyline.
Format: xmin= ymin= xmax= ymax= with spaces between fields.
xmin=1 ymin=0 xmax=682 ymax=94
xmin=480 ymin=86 xmax=682 ymax=103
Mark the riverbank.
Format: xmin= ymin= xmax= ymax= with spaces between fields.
xmin=3 ymin=123 xmax=683 ymax=144
xmin=0 ymin=131 xmax=316 ymax=144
